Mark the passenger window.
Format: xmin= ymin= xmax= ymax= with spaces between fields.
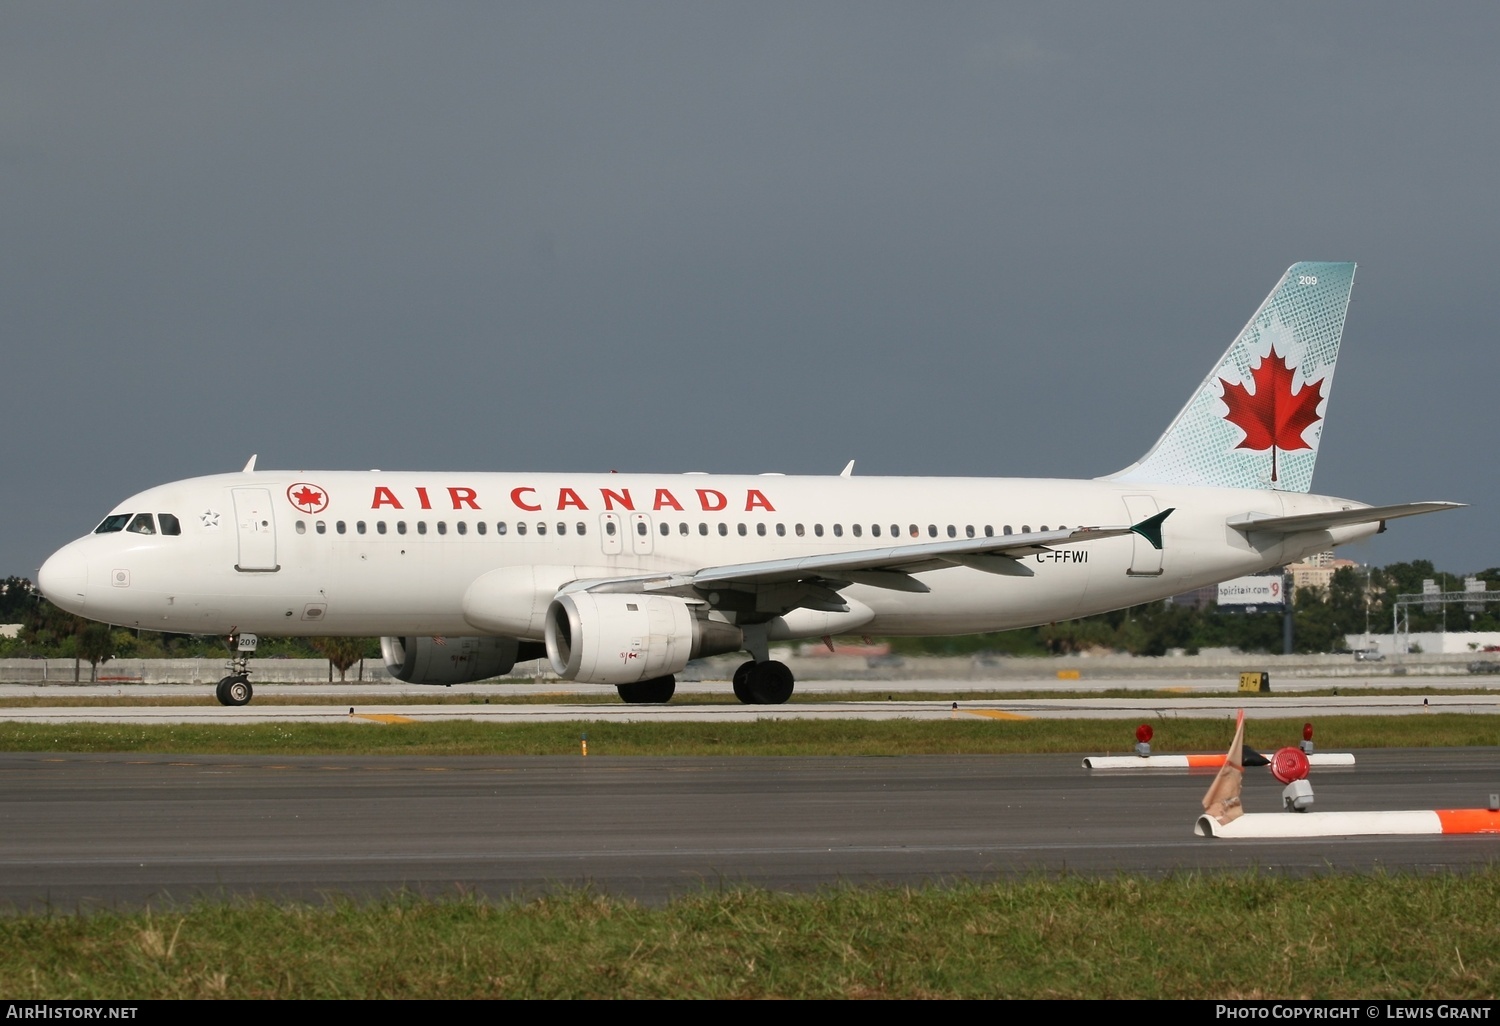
xmin=517 ymin=523 xmax=527 ymax=535
xmin=497 ymin=522 xmax=508 ymax=535
xmin=659 ymin=523 xmax=669 ymax=536
xmin=984 ymin=525 xmax=994 ymax=537
xmin=966 ymin=525 xmax=975 ymax=538
xmin=1003 ymin=525 xmax=1013 ymax=535
xmin=946 ymin=525 xmax=956 ymax=538
xmin=928 ymin=525 xmax=938 ymax=538
xmin=1022 ymin=525 xmax=1031 ymax=533
xmin=814 ymin=524 xmax=824 ymax=537
xmin=634 ymin=522 xmax=645 ymax=536
xmin=909 ymin=525 xmax=919 ymax=538
xmin=892 ymin=525 xmax=900 ymax=538
xmin=158 ymin=514 xmax=181 ymax=536
xmin=679 ymin=523 xmax=689 ymax=536
xmin=872 ymin=524 xmax=881 ymax=538
xmin=437 ymin=522 xmax=447 ymax=535
xmin=127 ymin=513 xmax=156 ymax=535
xmin=698 ymin=523 xmax=708 ymax=536
xmin=94 ymin=513 xmax=131 ymax=534
xmin=605 ymin=522 xmax=616 ymax=536
xmin=296 ymin=521 xmax=306 ymax=535
xmin=577 ymin=523 xmax=586 ymax=535
xmin=538 ymin=522 xmax=548 ymax=536
xmin=795 ymin=524 xmax=805 ymax=537
xmin=558 ymin=523 xmax=567 ymax=536
xmin=397 ymin=522 xmax=407 ymax=535
xmin=418 ymin=522 xmax=428 ymax=535
xmin=357 ymin=521 xmax=367 ymax=535
xmin=476 ymin=522 xmax=486 ymax=535
xmin=1040 ymin=525 xmax=1048 ymax=532
xmin=776 ymin=524 xmax=786 ymax=536
xmin=316 ymin=521 xmax=327 ymax=535
xmin=737 ymin=523 xmax=747 ymax=536
xmin=457 ymin=522 xmax=467 ymax=535
xmin=756 ymin=523 xmax=766 ymax=536
xmin=376 ymin=521 xmax=387 ymax=535
xmin=833 ymin=524 xmax=843 ymax=537
xmin=718 ymin=523 xmax=728 ymax=536
xmin=337 ymin=521 xmax=347 ymax=535
xmin=852 ymin=524 xmax=862 ymax=537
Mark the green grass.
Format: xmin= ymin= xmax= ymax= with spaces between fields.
xmin=4 ymin=873 xmax=1498 ymax=998
xmin=2 ymin=714 xmax=1497 ymax=756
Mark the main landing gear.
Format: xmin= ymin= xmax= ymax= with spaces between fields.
xmin=616 ymin=676 xmax=677 ymax=704
xmin=215 ymin=632 xmax=258 ymax=707
xmin=732 ymin=659 xmax=795 ymax=705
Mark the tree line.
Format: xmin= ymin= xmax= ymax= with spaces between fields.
xmin=0 ymin=576 xmax=378 ymax=680
xmin=3 ymin=562 xmax=1497 ymax=676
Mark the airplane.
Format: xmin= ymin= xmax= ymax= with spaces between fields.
xmin=36 ymin=262 xmax=1461 ymax=707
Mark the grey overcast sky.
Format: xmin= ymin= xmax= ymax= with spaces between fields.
xmin=4 ymin=3 xmax=1497 ymax=580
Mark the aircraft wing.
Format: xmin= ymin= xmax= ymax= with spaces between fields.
xmin=1227 ymin=501 xmax=1463 ymax=535
xmin=565 ymin=509 xmax=1173 ymax=601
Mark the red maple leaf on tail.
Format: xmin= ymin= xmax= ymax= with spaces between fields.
xmin=1219 ymin=349 xmax=1324 ymax=482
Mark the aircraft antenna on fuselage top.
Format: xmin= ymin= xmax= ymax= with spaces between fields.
xmin=242 ymin=454 xmax=258 ymax=473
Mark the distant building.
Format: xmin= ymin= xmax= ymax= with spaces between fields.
xmin=1286 ymin=551 xmax=1359 ymax=598
xmin=1346 ymin=632 xmax=1500 ymax=656
xmin=0 ymin=624 xmax=20 ymax=639
xmin=1169 ymin=584 xmax=1219 ymax=610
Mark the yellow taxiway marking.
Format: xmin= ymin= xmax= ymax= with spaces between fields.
xmin=351 ymin=713 xmax=416 ymax=724
xmin=964 ymin=709 xmax=1033 ymax=721
xmin=1165 ymin=686 xmax=1195 ymax=693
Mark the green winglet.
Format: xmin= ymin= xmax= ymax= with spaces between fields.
xmin=1129 ymin=508 xmax=1174 ymax=551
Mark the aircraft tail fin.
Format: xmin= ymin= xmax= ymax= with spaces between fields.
xmin=1106 ymin=262 xmax=1356 ymax=493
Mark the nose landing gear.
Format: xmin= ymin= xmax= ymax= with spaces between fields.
xmin=215 ymin=632 xmax=258 ymax=707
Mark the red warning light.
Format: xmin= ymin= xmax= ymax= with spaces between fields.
xmin=1303 ymin=722 xmax=1314 ymax=742
xmin=1270 ymin=746 xmax=1311 ymax=784
xmin=1135 ymin=723 xmax=1154 ymax=744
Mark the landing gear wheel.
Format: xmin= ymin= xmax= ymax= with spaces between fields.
xmin=732 ymin=660 xmax=757 ymax=703
xmin=616 ymin=675 xmax=676 ymax=704
xmin=217 ymin=674 xmax=253 ymax=707
xmin=746 ymin=660 xmax=794 ymax=705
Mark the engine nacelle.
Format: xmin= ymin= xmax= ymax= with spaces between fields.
xmin=381 ymin=635 xmax=537 ymax=686
xmin=545 ymin=593 xmax=743 ymax=685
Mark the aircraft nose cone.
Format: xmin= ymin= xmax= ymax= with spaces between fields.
xmin=37 ymin=547 xmax=88 ymax=612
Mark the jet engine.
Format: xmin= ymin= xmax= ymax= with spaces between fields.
xmin=545 ymin=593 xmax=742 ymax=684
xmin=381 ymin=635 xmax=543 ymax=686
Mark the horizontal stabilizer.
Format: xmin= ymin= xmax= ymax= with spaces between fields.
xmin=1228 ymin=501 xmax=1463 ymax=535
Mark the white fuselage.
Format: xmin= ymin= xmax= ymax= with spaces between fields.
xmin=38 ymin=470 xmax=1375 ymax=639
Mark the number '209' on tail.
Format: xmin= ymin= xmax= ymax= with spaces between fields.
xmin=1107 ymin=262 xmax=1356 ymax=493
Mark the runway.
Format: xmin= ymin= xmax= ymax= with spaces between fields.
xmin=1 ymin=675 xmax=1496 ymax=723
xmin=1 ymin=749 xmax=1496 ymax=908
xmin=0 ymin=696 xmax=1493 ymax=724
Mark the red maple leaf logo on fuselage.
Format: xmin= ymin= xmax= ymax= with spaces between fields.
xmin=1219 ymin=349 xmax=1324 ymax=482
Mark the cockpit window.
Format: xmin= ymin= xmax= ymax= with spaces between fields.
xmin=126 ymin=513 xmax=156 ymax=535
xmin=94 ymin=514 xmax=132 ymax=534
xmin=158 ymin=513 xmax=182 ymax=536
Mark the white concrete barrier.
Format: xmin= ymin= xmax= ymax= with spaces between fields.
xmin=1195 ymin=808 xmax=1500 ymax=838
xmin=1084 ymin=753 xmax=1355 ymax=769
